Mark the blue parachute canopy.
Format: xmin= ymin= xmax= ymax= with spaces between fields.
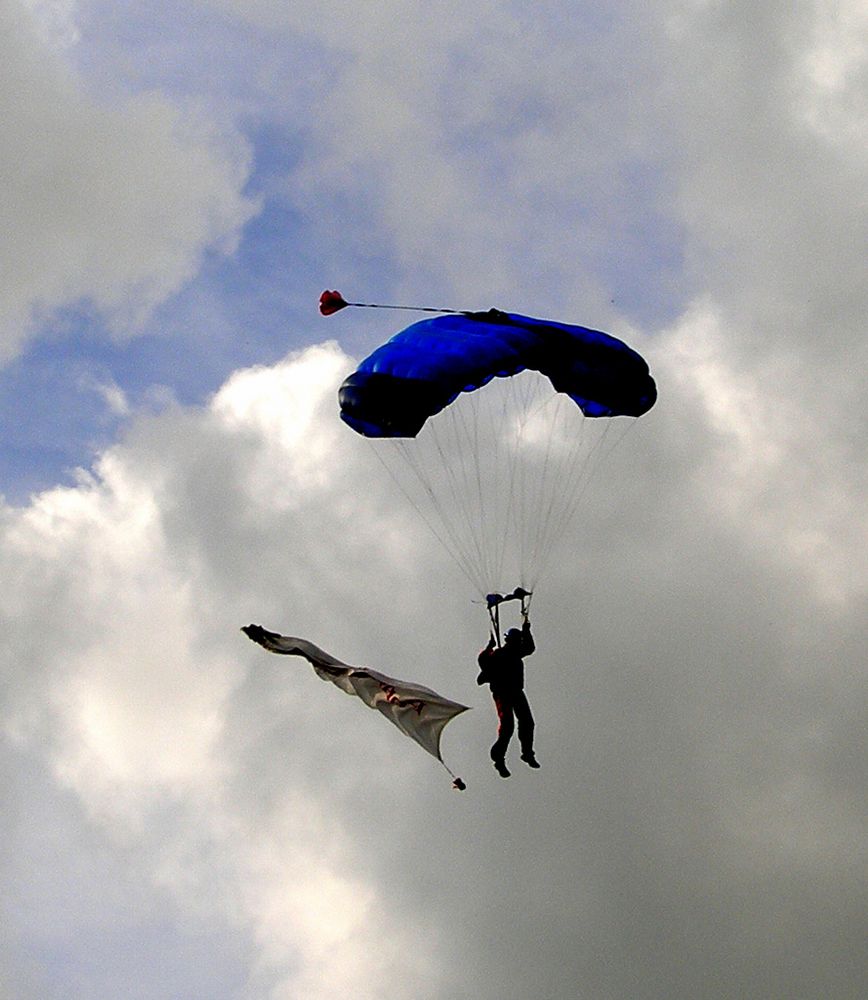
xmin=339 ymin=309 xmax=656 ymax=438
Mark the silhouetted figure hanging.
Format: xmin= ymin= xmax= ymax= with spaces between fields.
xmin=477 ymin=618 xmax=539 ymax=777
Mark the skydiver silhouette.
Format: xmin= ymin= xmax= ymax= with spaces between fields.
xmin=476 ymin=615 xmax=539 ymax=777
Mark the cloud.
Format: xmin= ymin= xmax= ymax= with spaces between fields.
xmin=1 ymin=1 xmax=866 ymax=997
xmin=0 ymin=0 xmax=259 ymax=362
xmin=653 ymin=299 xmax=868 ymax=607
xmin=659 ymin=0 xmax=867 ymax=357
xmin=1 ymin=342 xmax=451 ymax=999
xmin=202 ymin=0 xmax=678 ymax=323
xmin=2 ymin=332 xmax=866 ymax=998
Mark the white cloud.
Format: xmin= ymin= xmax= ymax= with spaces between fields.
xmin=77 ymin=372 xmax=131 ymax=417
xmin=654 ymin=299 xmax=867 ymax=608
xmin=0 ymin=0 xmax=259 ymax=361
xmin=20 ymin=0 xmax=80 ymax=47
xmin=797 ymin=0 xmax=868 ymax=149
xmin=1 ymin=343 xmax=449 ymax=998
xmin=203 ymin=1 xmax=670 ymax=321
xmin=212 ymin=344 xmax=350 ymax=500
xmin=659 ymin=0 xmax=867 ymax=351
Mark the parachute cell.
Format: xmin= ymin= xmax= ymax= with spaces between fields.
xmin=339 ymin=309 xmax=656 ymax=438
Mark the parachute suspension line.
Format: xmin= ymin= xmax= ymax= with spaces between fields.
xmin=533 ymin=411 xmax=601 ymax=581
xmin=393 ymin=392 xmax=506 ymax=598
xmin=531 ymin=416 xmax=635 ymax=588
xmin=424 ymin=376 xmax=523 ymax=599
xmin=526 ymin=404 xmax=596 ymax=593
xmin=478 ymin=373 xmax=518 ymax=593
xmin=474 ymin=382 xmax=493 ymax=585
xmin=514 ymin=375 xmax=555 ymax=590
xmin=499 ymin=375 xmax=558 ymax=592
xmin=469 ymin=371 xmax=572 ymax=599
xmin=428 ymin=401 xmax=491 ymax=594
xmin=375 ymin=384 xmax=523 ymax=601
xmin=504 ymin=374 xmax=535 ymax=592
xmin=367 ymin=375 xmax=639 ymax=607
xmin=452 ymin=390 xmax=494 ymax=588
xmin=491 ymin=380 xmax=629 ymax=597
xmin=460 ymin=387 xmax=494 ymax=590
xmin=520 ymin=385 xmax=561 ymax=589
xmin=428 ymin=408 xmax=491 ymax=593
xmin=371 ymin=440 xmax=483 ymax=594
xmin=500 ymin=375 xmax=524 ymax=588
xmin=496 ymin=373 xmax=534 ymax=594
xmin=501 ymin=376 xmax=527 ymax=589
xmin=428 ymin=374 xmax=550 ymax=601
xmin=469 ymin=386 xmax=492 ymax=586
xmin=409 ymin=424 xmax=492 ymax=596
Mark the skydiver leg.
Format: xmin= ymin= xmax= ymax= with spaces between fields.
xmin=514 ymin=693 xmax=539 ymax=767
xmin=490 ymin=695 xmax=514 ymax=776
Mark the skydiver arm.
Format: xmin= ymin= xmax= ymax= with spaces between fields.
xmin=520 ymin=620 xmax=535 ymax=656
xmin=477 ymin=638 xmax=495 ymax=684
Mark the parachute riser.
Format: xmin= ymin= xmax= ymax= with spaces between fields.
xmin=488 ymin=602 xmax=502 ymax=648
xmin=485 ymin=587 xmax=532 ymax=646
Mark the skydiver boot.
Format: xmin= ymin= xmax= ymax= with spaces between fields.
xmin=521 ymin=751 xmax=540 ymax=769
xmin=493 ymin=758 xmax=511 ymax=778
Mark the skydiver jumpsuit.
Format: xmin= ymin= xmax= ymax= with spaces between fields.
xmin=477 ymin=623 xmax=536 ymax=764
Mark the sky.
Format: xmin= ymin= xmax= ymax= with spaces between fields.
xmin=1 ymin=1 xmax=866 ymax=998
